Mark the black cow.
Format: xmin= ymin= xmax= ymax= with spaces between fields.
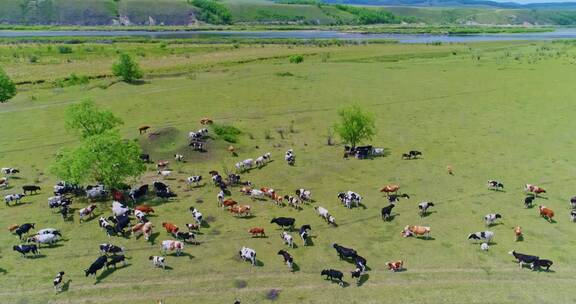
xmin=354 ymin=255 xmax=367 ymax=273
xmin=129 ymin=185 xmax=149 ymax=202
xmin=299 ymin=224 xmax=311 ymax=246
xmin=321 ymin=269 xmax=344 ymax=286
xmin=531 ymin=259 xmax=553 ymax=271
xmin=85 ymin=255 xmax=107 ymax=277
xmin=22 ymin=185 xmax=41 ymax=195
xmin=381 ymin=204 xmax=395 ymax=220
xmin=524 ymin=196 xmax=535 ymax=208
xmin=15 ymin=223 xmax=35 ymax=240
xmin=271 ymin=217 xmax=295 ymax=231
xmin=508 ymin=250 xmax=539 ymax=268
xmin=277 ymin=250 xmax=294 ymax=271
xmin=139 ymin=154 xmax=151 ymax=163
xmin=106 ymin=255 xmax=127 ymax=268
xmin=333 ymin=243 xmax=357 ymax=260
xmin=100 ymin=244 xmax=124 ymax=255
xmin=153 ymin=181 xmax=169 ymax=193
xmin=13 ymin=244 xmax=39 ymax=257
xmin=59 ymin=205 xmax=70 ymax=220
xmin=108 ymin=214 xmax=130 ymax=236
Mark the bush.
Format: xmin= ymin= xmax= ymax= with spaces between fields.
xmin=289 ymin=55 xmax=304 ymax=64
xmin=58 ymin=46 xmax=73 ymax=54
xmin=0 ymin=68 xmax=16 ymax=103
xmin=211 ymin=123 xmax=242 ymax=143
xmin=54 ymin=74 xmax=89 ymax=88
xmin=112 ymin=54 xmax=143 ymax=83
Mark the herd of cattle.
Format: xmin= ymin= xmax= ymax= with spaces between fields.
xmin=1 ymin=127 xmax=568 ymax=294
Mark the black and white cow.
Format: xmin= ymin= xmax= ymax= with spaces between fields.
xmin=508 ymin=250 xmax=539 ymax=268
xmin=85 ymin=255 xmax=107 ymax=277
xmin=338 ymin=191 xmax=362 ymax=209
xmin=86 ymin=185 xmax=107 ymax=201
xmin=13 ymin=244 xmax=39 ymax=257
xmin=106 ymin=255 xmax=127 ymax=268
xmin=153 ymin=181 xmax=169 ymax=193
xmin=174 ymin=231 xmax=196 ymax=243
xmin=239 ymin=247 xmax=256 ymax=266
xmin=277 ymin=250 xmax=293 ymax=271
xmin=333 ymin=243 xmax=357 ymax=260
xmin=285 ymin=149 xmax=295 ymax=166
xmin=381 ymin=204 xmax=395 ymax=221
xmin=388 ymin=193 xmax=410 ymax=203
xmin=2 ymin=168 xmax=19 ymax=175
xmin=484 ymin=213 xmax=502 ymax=226
xmin=468 ymin=231 xmax=494 ymax=243
xmin=571 ymin=210 xmax=576 ymax=222
xmin=186 ymin=176 xmax=202 ymax=187
xmin=299 ymin=224 xmax=311 ymax=246
xmin=354 ymin=255 xmax=367 ymax=273
xmin=5 ymin=193 xmax=25 ymax=206
xmin=280 ymin=231 xmax=294 ymax=248
xmin=418 ymin=201 xmax=434 ymax=216
xmin=27 ymin=233 xmax=60 ymax=247
xmin=48 ymin=195 xmax=71 ymax=209
xmin=149 ymin=255 xmax=166 ymax=269
xmin=524 ymin=195 xmax=535 ymax=208
xmin=37 ymin=228 xmax=62 ymax=237
xmin=189 ymin=207 xmax=203 ymax=226
xmin=321 ymin=269 xmax=344 ymax=286
xmin=99 ymin=217 xmax=116 ymax=237
xmin=531 ymin=259 xmax=553 ymax=271
xmin=53 ymin=271 xmax=65 ymax=292
xmin=295 ymin=189 xmax=311 ymax=202
xmin=99 ymin=243 xmax=124 ymax=255
xmin=487 ymin=180 xmax=504 ymax=190
xmin=14 ymin=223 xmax=35 ymax=240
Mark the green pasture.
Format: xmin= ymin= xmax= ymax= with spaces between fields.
xmin=1 ymin=40 xmax=576 ymax=303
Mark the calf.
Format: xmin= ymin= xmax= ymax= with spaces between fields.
xmin=79 ymin=204 xmax=97 ymax=222
xmin=531 ymin=259 xmax=553 ymax=271
xmin=22 ymin=185 xmax=41 ymax=195
xmin=321 ymin=269 xmax=344 ymax=286
xmin=100 ymin=243 xmax=124 ymax=255
xmin=484 ymin=213 xmax=502 ymax=226
xmin=53 ymin=271 xmax=65 ymax=292
xmin=381 ymin=204 xmax=395 ymax=221
xmin=418 ymin=202 xmax=434 ymax=217
xmin=514 ymin=226 xmax=523 ymax=241
xmin=508 ymin=250 xmax=539 ymax=268
xmin=333 ymin=243 xmax=357 ymax=260
xmin=217 ymin=191 xmax=225 ymax=207
xmin=106 ymin=255 xmax=127 ymax=268
xmin=85 ymin=255 xmax=108 ymax=277
xmin=186 ymin=223 xmax=200 ymax=232
xmin=277 ymin=250 xmax=293 ymax=271
xmin=351 ymin=268 xmax=362 ymax=284
xmin=271 ymin=217 xmax=295 ymax=231
xmin=14 ymin=223 xmax=35 ymax=240
xmin=539 ymin=206 xmax=554 ymax=222
xmin=280 ymin=232 xmax=294 ymax=248
xmin=174 ymin=154 xmax=184 ymax=162
xmin=468 ymin=231 xmax=494 ymax=244
xmin=239 ymin=247 xmax=256 ymax=266
xmin=149 ymin=256 xmax=166 ymax=269
xmin=13 ymin=244 xmax=39 ymax=257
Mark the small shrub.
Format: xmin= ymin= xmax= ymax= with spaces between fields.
xmin=29 ymin=55 xmax=39 ymax=63
xmin=264 ymin=129 xmax=272 ymax=140
xmin=212 ymin=123 xmax=242 ymax=143
xmin=275 ymin=72 xmax=294 ymax=77
xmin=289 ymin=55 xmax=304 ymax=64
xmin=58 ymin=46 xmax=73 ymax=54
xmin=54 ymin=74 xmax=89 ymax=88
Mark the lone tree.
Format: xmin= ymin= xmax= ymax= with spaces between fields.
xmin=65 ymin=99 xmax=123 ymax=138
xmin=0 ymin=67 xmax=16 ymax=103
xmin=112 ymin=53 xmax=143 ymax=83
xmin=334 ymin=105 xmax=375 ymax=149
xmin=50 ymin=131 xmax=145 ymax=188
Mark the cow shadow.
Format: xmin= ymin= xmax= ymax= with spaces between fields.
xmin=358 ymin=203 xmax=367 ymax=210
xmin=235 ymin=215 xmax=255 ymax=220
xmin=383 ymin=214 xmax=398 ymax=222
xmin=95 ymin=264 xmax=132 ymax=284
xmin=27 ymin=254 xmax=47 ymax=259
xmin=148 ymin=232 xmax=160 ymax=245
xmin=486 ymin=222 xmax=503 ymax=228
xmin=42 ymin=243 xmax=65 ymax=249
xmin=0 ymin=268 xmax=7 ymax=275
xmin=420 ymin=211 xmax=436 ymax=218
xmin=80 ymin=214 xmax=101 ymax=224
xmin=61 ymin=279 xmax=71 ymax=292
xmin=515 ymin=235 xmax=524 ymax=242
xmin=291 ymin=262 xmax=300 ymax=273
xmin=357 ymin=273 xmax=369 ymax=287
xmin=255 ymin=260 xmax=265 ymax=267
xmin=200 ymin=222 xmax=211 ymax=228
xmin=172 ymin=252 xmax=194 ymax=260
xmin=417 ymin=236 xmax=435 ymax=241
xmin=534 ymin=268 xmax=555 ymax=273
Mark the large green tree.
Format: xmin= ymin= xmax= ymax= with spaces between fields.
xmin=65 ymin=99 xmax=123 ymax=138
xmin=0 ymin=67 xmax=16 ymax=103
xmin=334 ymin=105 xmax=376 ymax=149
xmin=50 ymin=130 xmax=145 ymax=188
xmin=112 ymin=53 xmax=143 ymax=83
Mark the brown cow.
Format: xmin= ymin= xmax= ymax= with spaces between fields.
xmin=222 ymin=199 xmax=238 ymax=209
xmin=387 ymin=260 xmax=404 ymax=272
xmin=230 ymin=205 xmax=251 ymax=217
xmin=539 ymin=206 xmax=554 ymax=222
xmin=135 ymin=204 xmax=155 ymax=214
xmin=200 ymin=118 xmax=213 ymax=125
xmin=526 ymin=184 xmax=546 ymax=195
xmin=132 ymin=222 xmax=153 ymax=241
xmin=249 ymin=227 xmax=265 ymax=237
xmin=380 ymin=184 xmax=400 ymax=194
xmin=513 ymin=226 xmax=522 ymax=241
xmin=139 ymin=126 xmax=151 ymax=134
xmin=8 ymin=224 xmax=19 ymax=232
xmin=161 ymin=222 xmax=179 ymax=234
xmin=401 ymin=225 xmax=431 ymax=239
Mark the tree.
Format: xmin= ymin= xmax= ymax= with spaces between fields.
xmin=50 ymin=130 xmax=145 ymax=188
xmin=112 ymin=53 xmax=143 ymax=83
xmin=334 ymin=105 xmax=376 ymax=149
xmin=65 ymin=99 xmax=123 ymax=139
xmin=0 ymin=67 xmax=16 ymax=103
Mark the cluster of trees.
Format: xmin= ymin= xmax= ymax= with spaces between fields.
xmin=189 ymin=0 xmax=232 ymax=25
xmin=334 ymin=5 xmax=412 ymax=24
xmin=51 ymin=100 xmax=145 ymax=188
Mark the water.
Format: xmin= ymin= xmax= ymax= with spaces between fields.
xmin=1 ymin=28 xmax=576 ymax=43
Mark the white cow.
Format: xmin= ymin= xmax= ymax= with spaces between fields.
xmin=37 ymin=228 xmax=61 ymax=236
xmin=281 ymin=232 xmax=294 ymax=248
xmin=112 ymin=201 xmax=130 ymax=217
xmin=189 ymin=207 xmax=203 ymax=226
xmin=239 ymin=247 xmax=256 ymax=266
xmin=296 ymin=189 xmax=311 ymax=201
xmin=161 ymin=240 xmax=184 ymax=256
xmin=314 ymin=206 xmax=336 ymax=225
xmin=468 ymin=231 xmax=495 ymax=243
xmin=217 ymin=191 xmax=225 ymax=207
xmin=27 ymin=233 xmax=60 ymax=247
xmin=250 ymin=189 xmax=265 ymax=201
xmin=149 ymin=255 xmax=166 ymax=269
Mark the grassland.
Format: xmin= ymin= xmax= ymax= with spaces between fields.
xmin=2 ymin=39 xmax=576 ymax=304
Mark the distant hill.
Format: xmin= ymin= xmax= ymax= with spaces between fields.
xmin=322 ymin=0 xmax=576 ymax=9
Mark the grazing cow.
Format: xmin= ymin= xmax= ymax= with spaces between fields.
xmin=539 ymin=206 xmax=554 ymax=222
xmin=139 ymin=125 xmax=150 ymax=134
xmin=388 ymin=193 xmax=410 ymax=203
xmin=174 ymin=154 xmax=184 ymax=162
xmin=5 ymin=193 xmax=25 ymax=206
xmin=174 ymin=231 xmax=195 ymax=243
xmin=321 ymin=269 xmax=344 ymax=286
xmin=149 ymin=256 xmax=167 ymax=269
xmin=281 ymin=232 xmax=294 ymax=248
xmin=161 ymin=240 xmax=184 ymax=256
xmin=14 ymin=223 xmax=35 ymax=240
xmin=106 ymin=255 xmax=127 ymax=268
xmin=531 ymin=259 xmax=553 ymax=271
xmin=271 ymin=217 xmax=295 ymax=231
xmin=189 ymin=207 xmax=203 ymax=225
xmin=468 ymin=231 xmax=495 ymax=243
xmin=508 ymin=250 xmax=539 ymax=268
xmin=85 ymin=256 xmax=107 ymax=277
xmin=295 ymin=189 xmax=311 ymax=202
xmin=13 ymin=244 xmax=39 ymax=257
xmin=22 ymin=185 xmax=41 ymax=195
xmin=0 ymin=177 xmax=8 ymax=188
xmin=53 ymin=271 xmax=65 ymax=292
xmin=514 ymin=226 xmax=523 ymax=241
xmin=402 ymin=225 xmax=431 ymax=239
xmin=314 ymin=206 xmax=336 ymax=225
xmin=381 ymin=204 xmax=395 ymax=221
xmin=112 ymin=201 xmax=130 ymax=217
xmin=162 ymin=222 xmax=179 ymax=234
xmin=186 ymin=176 xmax=202 ymax=187
xmin=157 ymin=170 xmax=172 ymax=178
xmin=299 ymin=225 xmax=311 ymax=246
xmin=99 ymin=217 xmax=115 ymax=237
xmin=284 ymin=195 xmax=300 ymax=209
xmin=249 ymin=189 xmax=265 ymax=201
xmin=132 ymin=222 xmax=153 ymax=241
xmin=525 ymin=184 xmax=546 ymax=195
xmin=354 ymin=255 xmax=367 ymax=273
xmin=222 ymin=199 xmax=238 ymax=209
xmin=380 ymin=184 xmax=400 ymax=194
xmin=239 ymin=247 xmax=256 ymax=266
xmin=2 ymin=168 xmax=19 ymax=175
xmin=277 ymin=250 xmax=293 ymax=271
xmin=139 ymin=154 xmax=151 ymax=163
xmin=135 ymin=204 xmax=154 ymax=214
xmin=524 ymin=195 xmax=535 ymax=208
xmin=229 ymin=205 xmax=251 ymax=217
xmin=255 ymin=154 xmax=270 ymax=168
xmin=79 ymin=204 xmax=97 ymax=222
xmin=100 ymin=243 xmax=124 ymax=255
xmin=186 ymin=223 xmax=199 ymax=232
xmin=487 ymin=180 xmax=504 ymax=191
xmin=130 ymin=185 xmax=149 ymax=202
xmin=200 ymin=117 xmax=213 ymax=125
xmin=484 ymin=213 xmax=502 ymax=226
xmin=337 ymin=191 xmax=362 ymax=209
xmin=418 ymin=202 xmax=434 ymax=216
xmin=333 ymin=243 xmax=357 ymax=260
xmin=27 ymin=233 xmax=60 ymax=247
xmin=249 ymin=227 xmax=265 ymax=237
xmin=387 ymin=260 xmax=404 ymax=272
